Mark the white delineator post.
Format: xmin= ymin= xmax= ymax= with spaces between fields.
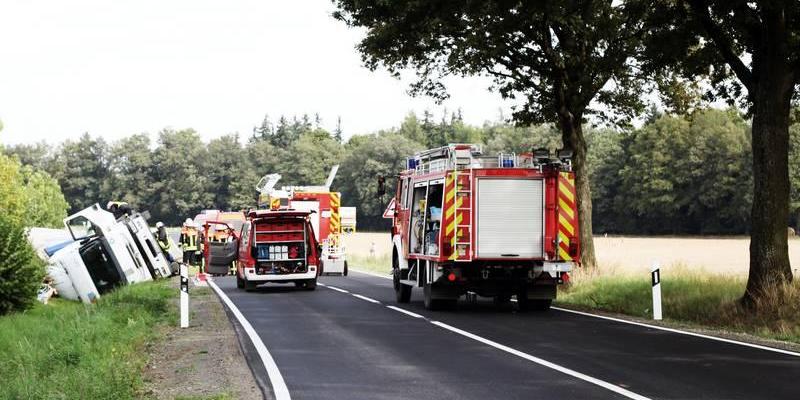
xmin=180 ymin=263 xmax=189 ymax=328
xmin=651 ymin=262 xmax=662 ymax=321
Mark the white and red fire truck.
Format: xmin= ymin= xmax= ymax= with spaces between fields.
xmin=387 ymin=144 xmax=579 ymax=310
xmin=255 ymin=166 xmax=348 ymax=276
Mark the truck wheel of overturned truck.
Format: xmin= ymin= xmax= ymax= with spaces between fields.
xmin=236 ymin=273 xmax=244 ymax=289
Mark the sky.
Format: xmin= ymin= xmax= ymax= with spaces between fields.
xmin=0 ymin=0 xmax=512 ymax=145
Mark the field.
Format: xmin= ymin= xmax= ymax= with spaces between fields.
xmin=343 ymin=232 xmax=800 ymax=277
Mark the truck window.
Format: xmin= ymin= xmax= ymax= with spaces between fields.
xmin=400 ymin=178 xmax=409 ymax=209
xmin=409 ymin=183 xmax=428 ymax=254
xmin=424 ymin=183 xmax=444 ymax=255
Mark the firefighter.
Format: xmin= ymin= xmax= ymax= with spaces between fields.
xmin=155 ymin=221 xmax=175 ymax=263
xmin=106 ymin=201 xmax=132 ymax=219
xmin=179 ymin=218 xmax=199 ymax=266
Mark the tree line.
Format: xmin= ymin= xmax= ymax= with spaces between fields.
xmin=3 ymin=108 xmax=800 ymax=234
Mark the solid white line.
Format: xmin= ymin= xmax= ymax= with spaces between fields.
xmin=325 ymin=285 xmax=350 ymax=294
xmin=351 ymin=293 xmax=381 ymax=303
xmin=350 ymin=268 xmax=392 ymax=280
xmin=552 ymin=306 xmax=800 ymax=357
xmin=429 ymin=320 xmax=651 ymax=400
xmin=386 ymin=305 xmax=425 ymax=319
xmin=207 ymin=278 xmax=292 ymax=400
xmin=351 ymin=269 xmax=798 ymax=356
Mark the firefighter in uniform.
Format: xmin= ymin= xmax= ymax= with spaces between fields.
xmin=107 ymin=201 xmax=132 ymax=219
xmin=179 ymin=218 xmax=199 ymax=266
xmin=155 ymin=221 xmax=175 ymax=263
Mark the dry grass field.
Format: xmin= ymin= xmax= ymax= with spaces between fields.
xmin=343 ymin=232 xmax=800 ymax=277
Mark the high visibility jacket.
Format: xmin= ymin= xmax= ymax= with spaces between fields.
xmin=180 ymin=229 xmax=199 ymax=251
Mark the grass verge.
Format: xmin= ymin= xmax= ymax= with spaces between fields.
xmin=557 ymin=265 xmax=800 ymax=344
xmin=0 ymin=280 xmax=175 ymax=399
xmin=348 ymin=253 xmax=392 ymax=276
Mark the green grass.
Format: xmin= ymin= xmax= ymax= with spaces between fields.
xmin=348 ymin=253 xmax=392 ymax=276
xmin=0 ymin=280 xmax=175 ymax=399
xmin=557 ymin=266 xmax=800 ymax=344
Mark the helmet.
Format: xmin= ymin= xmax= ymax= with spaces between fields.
xmin=155 ymin=221 xmax=165 ymax=228
xmin=184 ymin=218 xmax=193 ymax=226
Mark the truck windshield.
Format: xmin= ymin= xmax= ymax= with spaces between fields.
xmin=66 ymin=216 xmax=99 ymax=241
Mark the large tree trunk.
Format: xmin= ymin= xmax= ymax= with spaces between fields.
xmin=559 ymin=112 xmax=597 ymax=269
xmin=743 ymin=40 xmax=794 ymax=304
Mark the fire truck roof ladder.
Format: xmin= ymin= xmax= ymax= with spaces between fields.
xmin=409 ymin=144 xmax=482 ymax=174
xmin=453 ymin=168 xmax=473 ymax=261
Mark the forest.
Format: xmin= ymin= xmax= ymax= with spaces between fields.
xmin=3 ymin=107 xmax=800 ymax=233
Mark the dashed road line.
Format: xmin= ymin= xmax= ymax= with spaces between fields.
xmin=207 ymin=277 xmax=291 ymax=400
xmin=319 ymin=283 xmax=650 ymax=400
xmin=351 ymin=268 xmax=800 ymax=357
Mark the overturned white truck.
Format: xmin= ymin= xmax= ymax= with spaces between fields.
xmin=48 ymin=203 xmax=176 ymax=303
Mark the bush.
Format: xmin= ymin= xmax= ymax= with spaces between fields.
xmin=0 ymin=214 xmax=45 ymax=315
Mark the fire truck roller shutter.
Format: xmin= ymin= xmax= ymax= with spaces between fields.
xmin=476 ymin=179 xmax=544 ymax=258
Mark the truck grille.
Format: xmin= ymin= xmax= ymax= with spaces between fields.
xmin=476 ymin=178 xmax=544 ymax=258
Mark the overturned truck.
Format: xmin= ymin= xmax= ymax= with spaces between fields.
xmin=47 ymin=203 xmax=177 ymax=303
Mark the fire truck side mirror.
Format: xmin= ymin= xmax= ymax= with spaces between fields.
xmin=376 ymin=176 xmax=386 ymax=197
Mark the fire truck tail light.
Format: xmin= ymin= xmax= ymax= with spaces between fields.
xmin=447 ymin=272 xmax=456 ymax=282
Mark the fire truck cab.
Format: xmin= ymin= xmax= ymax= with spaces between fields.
xmin=390 ymin=144 xmax=579 ymax=310
xmin=235 ymin=209 xmax=321 ymax=291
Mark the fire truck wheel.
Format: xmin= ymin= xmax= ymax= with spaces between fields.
xmin=244 ymin=279 xmax=257 ymax=292
xmin=296 ymin=279 xmax=317 ymax=291
xmin=343 ymin=261 xmax=348 ymax=276
xmin=530 ymin=299 xmax=552 ymax=311
xmin=393 ymin=268 xmax=411 ymax=303
xmin=493 ymin=294 xmax=512 ymax=307
xmin=236 ymin=274 xmax=244 ymax=289
xmin=423 ymin=283 xmax=449 ymax=310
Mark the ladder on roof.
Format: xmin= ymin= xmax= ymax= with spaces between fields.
xmin=448 ymin=163 xmax=473 ymax=262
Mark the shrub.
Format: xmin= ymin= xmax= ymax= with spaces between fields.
xmin=0 ymin=214 xmax=44 ymax=315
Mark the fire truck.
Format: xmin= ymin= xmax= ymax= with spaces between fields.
xmin=255 ymin=166 xmax=348 ymax=276
xmin=387 ymin=144 xmax=579 ymax=311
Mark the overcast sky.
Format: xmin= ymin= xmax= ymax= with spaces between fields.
xmin=0 ymin=0 xmax=512 ymax=145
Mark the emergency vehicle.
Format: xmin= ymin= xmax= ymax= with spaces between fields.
xmin=233 ymin=209 xmax=321 ymax=291
xmin=255 ymin=166 xmax=348 ymax=276
xmin=387 ymin=144 xmax=579 ymax=310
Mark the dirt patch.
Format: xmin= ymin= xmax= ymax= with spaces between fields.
xmin=141 ymin=278 xmax=262 ymax=400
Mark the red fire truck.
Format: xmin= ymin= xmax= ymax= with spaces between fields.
xmin=387 ymin=144 xmax=579 ymax=310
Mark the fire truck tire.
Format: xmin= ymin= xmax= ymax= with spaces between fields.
xmin=244 ymin=279 xmax=257 ymax=292
xmin=236 ymin=274 xmax=244 ymax=289
xmin=516 ymin=292 xmax=551 ymax=311
xmin=393 ymin=268 xmax=412 ymax=303
xmin=343 ymin=261 xmax=348 ymax=276
xmin=423 ymin=283 xmax=454 ymax=310
xmin=493 ymin=294 xmax=512 ymax=307
xmin=296 ymin=279 xmax=317 ymax=291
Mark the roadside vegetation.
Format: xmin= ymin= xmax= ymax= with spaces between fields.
xmin=349 ymin=253 xmax=391 ymax=276
xmin=0 ymin=280 xmax=174 ymax=399
xmin=558 ymin=266 xmax=800 ymax=344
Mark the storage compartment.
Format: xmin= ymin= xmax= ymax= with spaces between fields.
xmin=476 ymin=179 xmax=544 ymax=258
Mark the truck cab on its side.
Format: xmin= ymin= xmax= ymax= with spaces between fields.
xmin=234 ymin=209 xmax=321 ymax=291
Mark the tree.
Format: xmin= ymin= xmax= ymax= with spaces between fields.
xmin=149 ymin=129 xmax=212 ymax=225
xmin=20 ymin=165 xmax=69 ymax=228
xmin=48 ymin=133 xmax=109 ymax=213
xmin=339 ymin=133 xmax=424 ymax=229
xmin=0 ymin=213 xmax=44 ymax=315
xmin=645 ymin=0 xmax=799 ymax=303
xmin=205 ymin=134 xmax=244 ymax=211
xmin=334 ymin=116 xmax=344 ymax=143
xmin=104 ymin=134 xmax=155 ymax=209
xmin=333 ymin=0 xmax=652 ymax=268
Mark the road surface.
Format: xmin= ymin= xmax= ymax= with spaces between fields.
xmin=211 ymin=271 xmax=799 ymax=400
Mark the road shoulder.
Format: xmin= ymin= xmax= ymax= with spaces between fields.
xmin=141 ymin=278 xmax=262 ymax=400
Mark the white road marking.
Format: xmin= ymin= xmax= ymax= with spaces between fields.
xmin=353 ymin=266 xmax=799 ymax=357
xmin=429 ymin=320 xmax=651 ymax=400
xmin=324 ymin=285 xmax=350 ymax=294
xmin=552 ymin=306 xmax=800 ymax=358
xmin=351 ymin=293 xmax=381 ymax=303
xmin=207 ymin=278 xmax=292 ymax=400
xmin=386 ymin=305 xmax=424 ymax=319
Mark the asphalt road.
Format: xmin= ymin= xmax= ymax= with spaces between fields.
xmin=213 ymin=271 xmax=800 ymax=400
